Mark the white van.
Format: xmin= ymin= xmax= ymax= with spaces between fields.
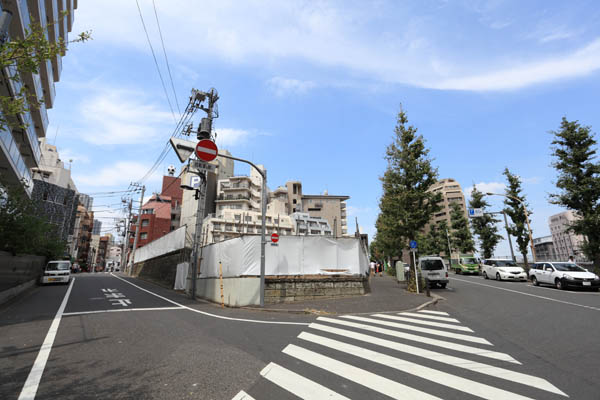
xmin=40 ymin=260 xmax=72 ymax=285
xmin=418 ymin=256 xmax=449 ymax=288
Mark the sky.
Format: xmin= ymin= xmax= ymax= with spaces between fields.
xmin=48 ymin=0 xmax=600 ymax=256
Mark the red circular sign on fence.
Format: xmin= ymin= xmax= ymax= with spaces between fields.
xmin=195 ymin=139 xmax=218 ymax=162
xmin=271 ymin=233 xmax=279 ymax=243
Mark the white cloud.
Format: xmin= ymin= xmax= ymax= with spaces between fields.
xmin=432 ymin=38 xmax=600 ymax=91
xmin=267 ymin=77 xmax=316 ymax=96
xmin=73 ymin=161 xmax=162 ymax=187
xmin=214 ymin=128 xmax=252 ymax=147
xmin=73 ymin=1 xmax=600 ymax=92
xmin=79 ymin=90 xmax=174 ymax=145
xmin=57 ymin=147 xmax=90 ymax=164
xmin=463 ymin=181 xmax=506 ymax=199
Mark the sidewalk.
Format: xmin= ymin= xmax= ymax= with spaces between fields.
xmin=252 ymin=274 xmax=436 ymax=314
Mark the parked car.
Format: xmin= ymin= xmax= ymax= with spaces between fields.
xmin=451 ymin=255 xmax=479 ymax=275
xmin=482 ymin=258 xmax=527 ymax=281
xmin=40 ymin=260 xmax=72 ymax=285
xmin=529 ymin=262 xmax=600 ymax=291
xmin=417 ymin=256 xmax=449 ymax=288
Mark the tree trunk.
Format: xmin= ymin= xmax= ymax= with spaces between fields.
xmin=594 ymin=254 xmax=600 ymax=275
xmin=522 ymin=253 xmax=528 ymax=271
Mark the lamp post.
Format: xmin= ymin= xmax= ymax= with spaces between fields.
xmin=485 ymin=192 xmax=536 ymax=263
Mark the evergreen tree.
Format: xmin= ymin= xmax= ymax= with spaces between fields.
xmin=418 ymin=220 xmax=451 ymax=257
xmin=469 ymin=187 xmax=502 ymax=258
xmin=375 ymin=107 xmax=442 ymax=291
xmin=550 ymin=118 xmax=600 ymax=271
xmin=449 ymin=202 xmax=475 ymax=254
xmin=502 ymin=168 xmax=533 ymax=266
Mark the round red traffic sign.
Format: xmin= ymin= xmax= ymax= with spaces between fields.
xmin=271 ymin=233 xmax=279 ymax=243
xmin=195 ymin=139 xmax=218 ymax=162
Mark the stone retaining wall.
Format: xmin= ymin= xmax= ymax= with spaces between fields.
xmin=133 ymin=248 xmax=191 ymax=289
xmin=264 ymin=275 xmax=370 ymax=304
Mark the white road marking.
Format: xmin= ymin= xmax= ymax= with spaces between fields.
xmin=316 ymin=317 xmax=517 ymax=363
xmin=62 ymin=306 xmax=185 ymax=316
xmin=453 ymin=277 xmax=600 ymax=311
xmin=260 ymin=362 xmax=351 ymax=400
xmin=373 ymin=314 xmax=473 ymax=332
xmin=418 ymin=310 xmax=449 ymax=316
xmin=231 ymin=390 xmax=255 ymax=400
xmin=18 ymin=278 xmax=75 ymax=400
xmin=110 ymin=273 xmax=310 ymax=326
xmin=308 ymin=323 xmax=564 ymax=395
xmin=341 ymin=315 xmax=491 ymax=344
xmin=399 ymin=312 xmax=460 ymax=323
xmin=282 ymin=344 xmax=442 ymax=400
xmin=527 ymin=284 xmax=600 ymax=295
xmin=298 ymin=332 xmax=546 ymax=400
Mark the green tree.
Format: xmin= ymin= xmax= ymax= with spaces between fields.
xmin=550 ymin=117 xmax=600 ymax=271
xmin=449 ymin=202 xmax=475 ymax=254
xmin=502 ymin=168 xmax=533 ymax=266
xmin=0 ymin=183 xmax=67 ymax=258
xmin=418 ymin=220 xmax=450 ymax=257
xmin=375 ymin=107 xmax=442 ymax=291
xmin=0 ymin=15 xmax=90 ymax=133
xmin=469 ymin=187 xmax=502 ymax=258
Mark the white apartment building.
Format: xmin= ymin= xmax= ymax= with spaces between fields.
xmin=549 ymin=210 xmax=587 ymax=262
xmin=291 ymin=212 xmax=332 ymax=236
xmin=0 ymin=0 xmax=77 ymax=196
xmin=427 ymin=178 xmax=468 ymax=226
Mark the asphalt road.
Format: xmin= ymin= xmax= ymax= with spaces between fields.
xmin=1 ymin=272 xmax=598 ymax=399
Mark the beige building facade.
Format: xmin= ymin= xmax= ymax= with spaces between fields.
xmin=427 ymin=178 xmax=468 ymax=227
xmin=549 ymin=210 xmax=587 ymax=262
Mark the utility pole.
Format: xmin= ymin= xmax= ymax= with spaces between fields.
xmin=129 ymin=184 xmax=145 ymax=275
xmin=121 ymin=198 xmax=133 ymax=271
xmin=189 ymin=88 xmax=219 ymax=299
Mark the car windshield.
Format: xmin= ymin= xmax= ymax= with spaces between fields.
xmin=461 ymin=257 xmax=477 ymax=264
xmin=421 ymin=259 xmax=444 ymax=270
xmin=553 ymin=263 xmax=585 ymax=272
xmin=46 ymin=262 xmax=70 ymax=271
xmin=494 ymin=260 xmax=517 ymax=267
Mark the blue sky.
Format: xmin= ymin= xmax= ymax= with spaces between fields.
xmin=48 ymin=0 xmax=600 ymax=255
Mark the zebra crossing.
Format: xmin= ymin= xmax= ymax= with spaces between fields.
xmin=233 ymin=309 xmax=568 ymax=399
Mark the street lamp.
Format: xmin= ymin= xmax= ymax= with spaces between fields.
xmin=485 ymin=192 xmax=537 ymax=263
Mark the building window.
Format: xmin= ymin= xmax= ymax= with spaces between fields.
xmin=140 ymin=233 xmax=148 ymax=240
xmin=234 ymin=214 xmax=241 ymax=221
xmin=141 ymin=219 xmax=149 ymax=227
xmin=213 ymin=223 xmax=221 ymax=230
xmin=245 ymin=216 xmax=252 ymax=222
xmin=293 ymin=199 xmax=297 ymax=204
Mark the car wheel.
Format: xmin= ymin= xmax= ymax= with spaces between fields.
xmin=496 ymin=273 xmax=501 ymax=281
xmin=555 ymin=278 xmax=566 ymax=290
xmin=439 ymin=283 xmax=447 ymax=289
xmin=531 ymin=276 xmax=539 ymax=286
xmin=455 ymin=269 xmax=461 ymax=275
xmin=483 ymin=271 xmax=488 ymax=279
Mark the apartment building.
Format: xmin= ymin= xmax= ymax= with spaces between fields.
xmin=533 ymin=235 xmax=557 ymax=262
xmin=301 ymin=192 xmax=349 ymax=237
xmin=72 ymin=204 xmax=93 ymax=269
xmin=291 ymin=212 xmax=332 ymax=236
xmin=129 ymin=175 xmax=184 ymax=249
xmin=92 ymin=219 xmax=102 ymax=235
xmin=0 ymin=0 xmax=77 ymax=196
xmin=549 ymin=210 xmax=587 ymax=262
xmin=427 ymin=178 xmax=468 ymax=226
xmin=30 ymin=138 xmax=79 ymax=242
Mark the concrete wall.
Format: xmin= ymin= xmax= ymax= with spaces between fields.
xmin=133 ymin=248 xmax=191 ymax=289
xmin=264 ymin=275 xmax=370 ymax=304
xmin=0 ymin=251 xmax=45 ymax=304
xmin=193 ymin=276 xmax=260 ymax=306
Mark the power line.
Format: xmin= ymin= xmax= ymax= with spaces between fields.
xmin=152 ymin=0 xmax=180 ymax=116
xmin=135 ymin=0 xmax=177 ymax=123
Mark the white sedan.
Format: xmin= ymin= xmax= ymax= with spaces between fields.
xmin=482 ymin=259 xmax=527 ymax=281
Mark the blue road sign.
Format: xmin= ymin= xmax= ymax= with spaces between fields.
xmin=409 ymin=240 xmax=418 ymax=249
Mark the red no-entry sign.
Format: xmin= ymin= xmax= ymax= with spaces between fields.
xmin=195 ymin=139 xmax=218 ymax=162
xmin=271 ymin=233 xmax=279 ymax=243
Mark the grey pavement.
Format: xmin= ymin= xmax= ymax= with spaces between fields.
xmin=253 ymin=274 xmax=433 ymax=314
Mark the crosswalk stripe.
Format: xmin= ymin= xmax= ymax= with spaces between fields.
xmin=282 ymin=344 xmax=443 ymax=400
xmin=231 ymin=390 xmax=255 ymax=400
xmin=260 ymin=362 xmax=351 ymax=400
xmin=308 ymin=323 xmax=566 ymax=396
xmin=373 ymin=314 xmax=473 ymax=332
xmin=399 ymin=312 xmax=461 ymax=323
xmin=316 ymin=318 xmax=518 ymax=363
xmin=419 ymin=310 xmax=450 ymax=316
xmin=298 ymin=332 xmax=538 ymax=400
xmin=341 ymin=315 xmax=491 ymax=344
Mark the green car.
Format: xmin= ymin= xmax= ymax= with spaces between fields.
xmin=452 ymin=256 xmax=480 ymax=275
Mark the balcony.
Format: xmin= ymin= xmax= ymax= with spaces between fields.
xmin=216 ymin=194 xmax=251 ymax=202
